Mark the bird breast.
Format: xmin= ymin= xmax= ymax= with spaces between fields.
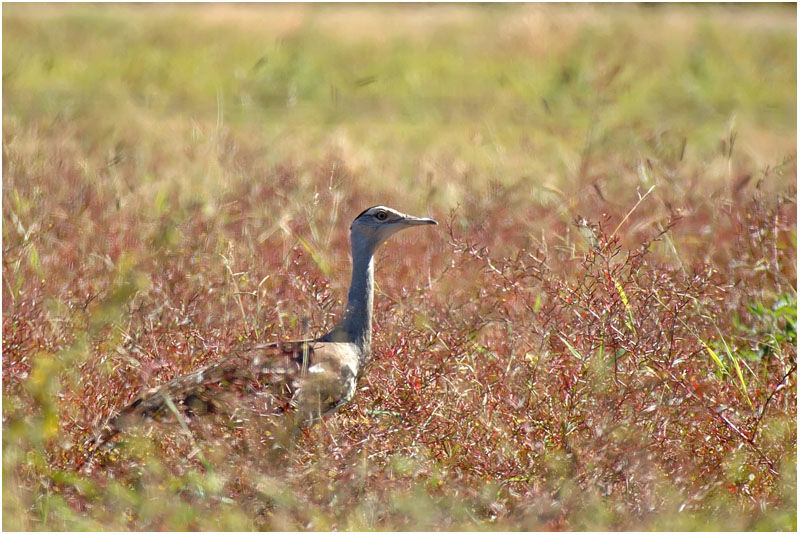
xmin=292 ymin=341 xmax=361 ymax=426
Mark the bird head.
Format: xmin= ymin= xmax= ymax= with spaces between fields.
xmin=350 ymin=205 xmax=437 ymax=254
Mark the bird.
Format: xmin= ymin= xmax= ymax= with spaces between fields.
xmin=86 ymin=205 xmax=437 ymax=456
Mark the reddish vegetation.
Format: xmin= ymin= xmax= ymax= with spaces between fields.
xmin=3 ymin=138 xmax=796 ymax=528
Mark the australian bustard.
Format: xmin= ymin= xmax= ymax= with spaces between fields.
xmin=87 ymin=206 xmax=436 ymax=454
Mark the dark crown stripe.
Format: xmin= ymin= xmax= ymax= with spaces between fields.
xmin=354 ymin=205 xmax=382 ymax=220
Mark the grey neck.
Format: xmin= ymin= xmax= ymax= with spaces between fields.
xmin=345 ymin=241 xmax=374 ymax=355
xmin=324 ymin=236 xmax=375 ymax=366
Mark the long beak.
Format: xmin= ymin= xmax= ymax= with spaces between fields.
xmin=402 ymin=215 xmax=438 ymax=226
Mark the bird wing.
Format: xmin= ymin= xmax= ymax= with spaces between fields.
xmin=89 ymin=339 xmax=360 ymax=451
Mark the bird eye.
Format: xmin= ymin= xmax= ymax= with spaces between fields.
xmin=375 ymin=210 xmax=388 ymax=221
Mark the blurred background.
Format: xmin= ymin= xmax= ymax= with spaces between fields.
xmin=4 ymin=3 xmax=794 ymax=210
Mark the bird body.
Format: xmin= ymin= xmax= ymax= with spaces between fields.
xmin=89 ymin=206 xmax=436 ymax=452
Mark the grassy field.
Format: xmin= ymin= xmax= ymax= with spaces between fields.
xmin=2 ymin=3 xmax=797 ymax=530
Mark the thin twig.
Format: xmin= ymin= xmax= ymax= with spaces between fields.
xmin=162 ymin=392 xmax=212 ymax=472
xmin=753 ymin=365 xmax=797 ymax=433
xmin=611 ymin=185 xmax=656 ymax=238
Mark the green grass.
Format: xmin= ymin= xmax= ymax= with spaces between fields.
xmin=3 ymin=3 xmax=797 ymax=530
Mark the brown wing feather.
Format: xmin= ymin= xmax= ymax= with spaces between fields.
xmin=88 ymin=340 xmax=317 ymax=451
